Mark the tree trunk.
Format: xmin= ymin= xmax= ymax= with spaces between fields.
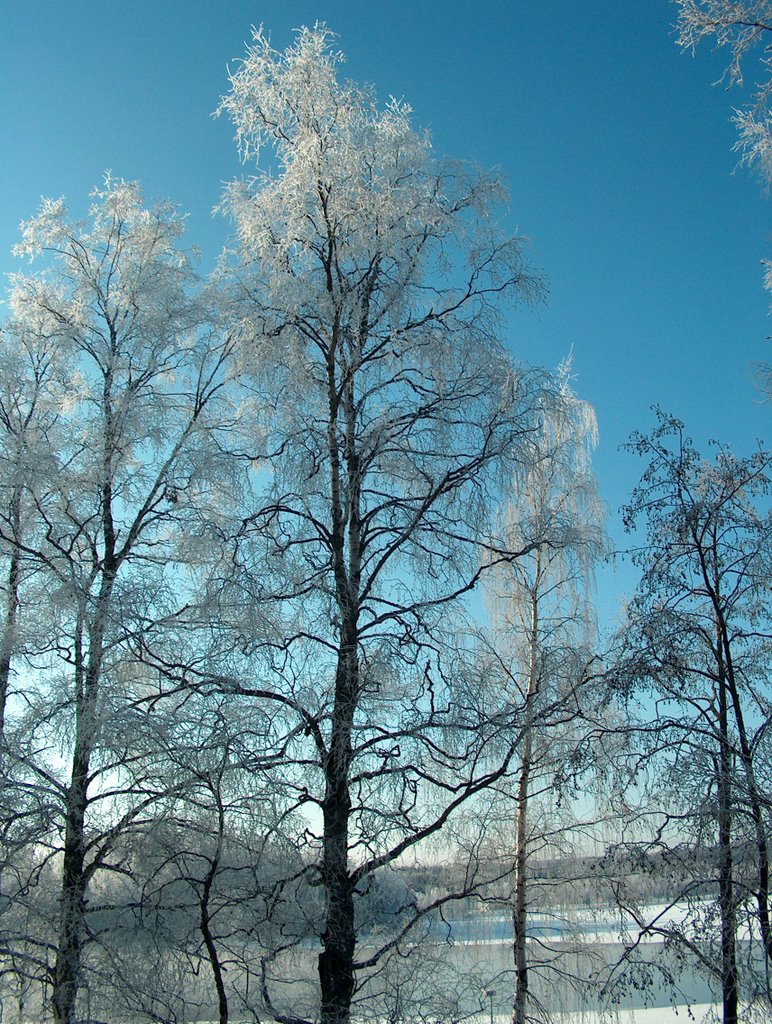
xmin=53 ymin=734 xmax=90 ymax=1024
xmin=512 ymin=743 xmax=532 ymax=1024
xmin=0 ymin=487 xmax=22 ymax=736
xmin=201 ymin=876 xmax=229 ymax=1024
xmin=717 ymin=671 xmax=738 ymax=1024
xmin=51 ymin=393 xmax=120 ymax=1022
xmin=512 ymin=573 xmax=539 ymax=1024
xmin=720 ymin=628 xmax=772 ymax=976
xmin=316 ymin=300 xmax=364 ymax=1024
xmin=319 ymin=645 xmax=357 ymax=1024
xmin=200 ymin=790 xmax=229 ymax=1024
xmin=52 ymin=596 xmax=110 ymax=1024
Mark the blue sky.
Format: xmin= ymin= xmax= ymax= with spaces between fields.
xmin=1 ymin=0 xmax=769 ymax=620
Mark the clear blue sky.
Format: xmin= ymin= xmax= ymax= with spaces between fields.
xmin=1 ymin=1 xmax=769 ymax=620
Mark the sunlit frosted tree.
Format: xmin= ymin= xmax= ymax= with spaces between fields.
xmin=615 ymin=412 xmax=771 ymax=1024
xmin=215 ymin=25 xmax=547 ymax=1024
xmin=486 ymin=361 xmax=607 ymax=1024
xmin=2 ymin=178 xmax=239 ymax=1024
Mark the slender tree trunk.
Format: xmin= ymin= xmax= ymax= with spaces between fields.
xmin=52 ymin=367 xmax=122 ymax=1022
xmin=512 ymin=735 xmax=532 ymax=1024
xmin=53 ymin=746 xmax=90 ymax=1024
xmin=52 ymin=570 xmax=113 ymax=1024
xmin=317 ymin=307 xmax=364 ymax=1024
xmin=319 ymin=645 xmax=357 ymax=1024
xmin=717 ymin=670 xmax=738 ymax=1024
xmin=512 ymin=572 xmax=539 ymax=1024
xmin=53 ymin=621 xmax=96 ymax=1024
xmin=199 ymin=785 xmax=229 ymax=1024
xmin=201 ymin=874 xmax=229 ymax=1024
xmin=720 ymin=632 xmax=772 ymax=977
xmin=0 ymin=487 xmax=22 ymax=736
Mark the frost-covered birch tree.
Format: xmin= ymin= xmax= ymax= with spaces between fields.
xmin=0 ymin=317 xmax=72 ymax=1021
xmin=1 ymin=178 xmax=240 ymax=1024
xmin=486 ymin=364 xmax=607 ymax=1024
xmin=214 ymin=25 xmax=547 ymax=1024
xmin=613 ymin=412 xmax=772 ymax=1024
